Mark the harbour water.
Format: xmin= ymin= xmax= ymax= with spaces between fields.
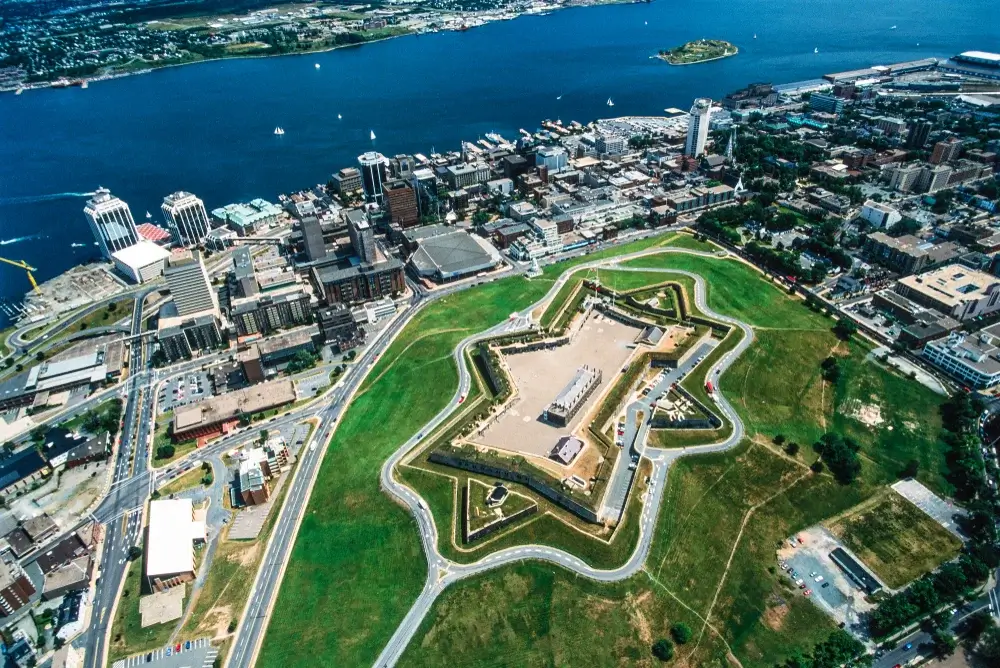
xmin=0 ymin=0 xmax=997 ymax=319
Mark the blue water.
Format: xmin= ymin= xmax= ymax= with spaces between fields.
xmin=0 ymin=0 xmax=997 ymax=322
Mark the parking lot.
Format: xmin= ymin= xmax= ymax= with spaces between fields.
xmin=111 ymin=637 xmax=216 ymax=668
xmin=892 ymin=478 xmax=966 ymax=538
xmin=295 ymin=371 xmax=330 ymax=399
xmin=158 ymin=371 xmax=213 ymax=412
xmin=777 ymin=526 xmax=875 ymax=633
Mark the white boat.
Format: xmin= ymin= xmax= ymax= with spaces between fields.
xmin=753 ymin=33 xmax=757 ymax=39
xmin=814 ymin=47 xmax=819 ymax=54
xmin=71 ymin=242 xmax=86 ymax=248
xmin=145 ymin=211 xmax=152 ymax=219
xmin=338 ymin=113 xmax=342 ymax=119
xmin=890 ymin=25 xmax=897 ymax=30
xmin=370 ymin=130 xmax=376 ymax=140
xmin=274 ymin=127 xmax=285 ymax=135
xmin=315 ymin=63 xmax=321 ymax=69
xmin=607 ymin=98 xmax=614 ymax=107
xmin=556 ymin=94 xmax=563 ymax=100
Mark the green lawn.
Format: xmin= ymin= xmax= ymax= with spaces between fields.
xmin=624 ymin=253 xmax=825 ymax=330
xmin=157 ymin=468 xmax=205 ymax=497
xmin=827 ymin=490 xmax=962 ymax=589
xmin=401 ymin=563 xmax=708 ymax=668
xmin=108 ymin=561 xmax=178 ymax=661
xmin=467 ymin=480 xmax=536 ymax=534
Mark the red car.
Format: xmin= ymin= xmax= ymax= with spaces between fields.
xmin=175 ymin=644 xmax=182 ymax=653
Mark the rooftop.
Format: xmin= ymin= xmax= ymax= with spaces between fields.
xmin=146 ymin=499 xmax=204 ymax=578
xmin=173 ymin=378 xmax=296 ymax=432
xmin=408 ymin=230 xmax=501 ymax=280
xmin=898 ymin=265 xmax=1000 ymax=309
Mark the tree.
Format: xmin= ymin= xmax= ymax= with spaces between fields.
xmin=900 ymin=459 xmax=919 ymax=479
xmin=156 ymin=444 xmax=175 ymax=460
xmin=978 ymin=624 xmax=1000 ymax=660
xmin=127 ymin=545 xmax=143 ymax=561
xmin=962 ymin=609 xmax=992 ymax=640
xmin=815 ymin=433 xmax=861 ymax=484
xmin=832 ymin=319 xmax=857 ymax=342
xmin=785 ymin=442 xmax=800 ymax=457
xmin=930 ymin=629 xmax=956 ymax=658
xmin=773 ymin=434 xmax=786 ymax=445
xmin=670 ymin=623 xmax=692 ymax=645
xmin=259 ymin=430 xmax=269 ymax=444
xmin=651 ymin=638 xmax=674 ymax=661
xmin=811 ymin=460 xmax=825 ymax=473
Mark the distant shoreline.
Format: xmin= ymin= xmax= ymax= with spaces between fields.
xmin=6 ymin=0 xmax=638 ymax=94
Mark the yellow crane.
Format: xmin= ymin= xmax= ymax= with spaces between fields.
xmin=0 ymin=256 xmax=41 ymax=294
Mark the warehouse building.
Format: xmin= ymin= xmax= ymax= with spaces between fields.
xmin=111 ymin=241 xmax=171 ymax=284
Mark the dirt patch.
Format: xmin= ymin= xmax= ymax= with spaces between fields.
xmin=842 ymin=399 xmax=884 ymax=427
xmin=626 ymin=592 xmax=653 ymax=644
xmin=203 ymin=605 xmax=234 ymax=639
xmin=235 ymin=542 xmax=260 ymax=567
xmin=762 ymin=601 xmax=789 ymax=631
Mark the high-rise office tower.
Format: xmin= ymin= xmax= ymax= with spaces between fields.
xmin=905 ymin=121 xmax=933 ymax=149
xmin=84 ymin=187 xmax=140 ymax=260
xmin=162 ymin=191 xmax=211 ymax=246
xmin=164 ymin=250 xmax=218 ymax=316
xmin=930 ymin=138 xmax=962 ymax=165
xmin=684 ymin=98 xmax=712 ymax=158
xmin=346 ymin=209 xmax=375 ymax=264
xmin=358 ymin=151 xmax=389 ymax=202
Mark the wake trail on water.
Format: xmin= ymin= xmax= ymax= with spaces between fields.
xmin=0 ymin=191 xmax=95 ymax=206
xmin=0 ymin=234 xmax=44 ymax=246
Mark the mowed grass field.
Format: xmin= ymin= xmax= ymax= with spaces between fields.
xmin=257 ymin=233 xmax=673 ymax=668
xmin=827 ymin=490 xmax=962 ymax=589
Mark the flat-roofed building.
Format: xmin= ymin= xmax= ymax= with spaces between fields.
xmin=145 ymin=499 xmax=206 ymax=592
xmin=157 ymin=308 xmax=223 ymax=363
xmin=859 ymin=200 xmax=902 ymax=229
xmin=25 ymin=351 xmax=108 ymax=395
xmin=230 ymin=286 xmax=312 ymax=337
xmin=172 ymin=378 xmax=296 ymax=442
xmin=384 ymin=180 xmax=419 ymax=228
xmin=330 ymin=167 xmax=362 ymax=195
xmin=164 ymin=250 xmax=217 ymax=317
xmin=111 ymin=241 xmax=171 ymax=284
xmin=863 ymin=232 xmax=962 ymax=275
xmin=211 ymin=199 xmax=283 ymax=235
xmin=317 ymin=305 xmax=363 ymax=352
xmin=923 ymin=324 xmax=1000 ymax=388
xmin=255 ymin=326 xmax=316 ymax=366
xmin=311 ymin=257 xmax=405 ymax=305
xmin=238 ymin=454 xmax=269 ymax=506
xmin=550 ymin=436 xmax=583 ymax=465
xmin=896 ymin=265 xmax=1000 ymax=321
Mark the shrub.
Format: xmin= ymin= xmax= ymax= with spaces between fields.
xmin=651 ymin=639 xmax=674 ymax=662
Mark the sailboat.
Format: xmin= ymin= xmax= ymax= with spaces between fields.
xmin=556 ymin=94 xmax=563 ymax=100
xmin=274 ymin=127 xmax=285 ymax=135
xmin=814 ymin=47 xmax=819 ymax=54
xmin=370 ymin=130 xmax=376 ymax=141
xmin=315 ymin=63 xmax=321 ymax=69
xmin=337 ymin=113 xmax=342 ymax=119
xmin=145 ymin=211 xmax=152 ymax=220
xmin=607 ymin=98 xmax=615 ymax=107
xmin=753 ymin=33 xmax=757 ymax=39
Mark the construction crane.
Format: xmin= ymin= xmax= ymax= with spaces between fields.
xmin=0 ymin=257 xmax=41 ymax=294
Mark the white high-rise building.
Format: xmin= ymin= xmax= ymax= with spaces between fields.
xmin=358 ymin=151 xmax=389 ymax=202
xmin=162 ymin=191 xmax=211 ymax=246
xmin=164 ymin=250 xmax=217 ymax=317
xmin=84 ymin=187 xmax=140 ymax=260
xmin=684 ymin=98 xmax=712 ymax=158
